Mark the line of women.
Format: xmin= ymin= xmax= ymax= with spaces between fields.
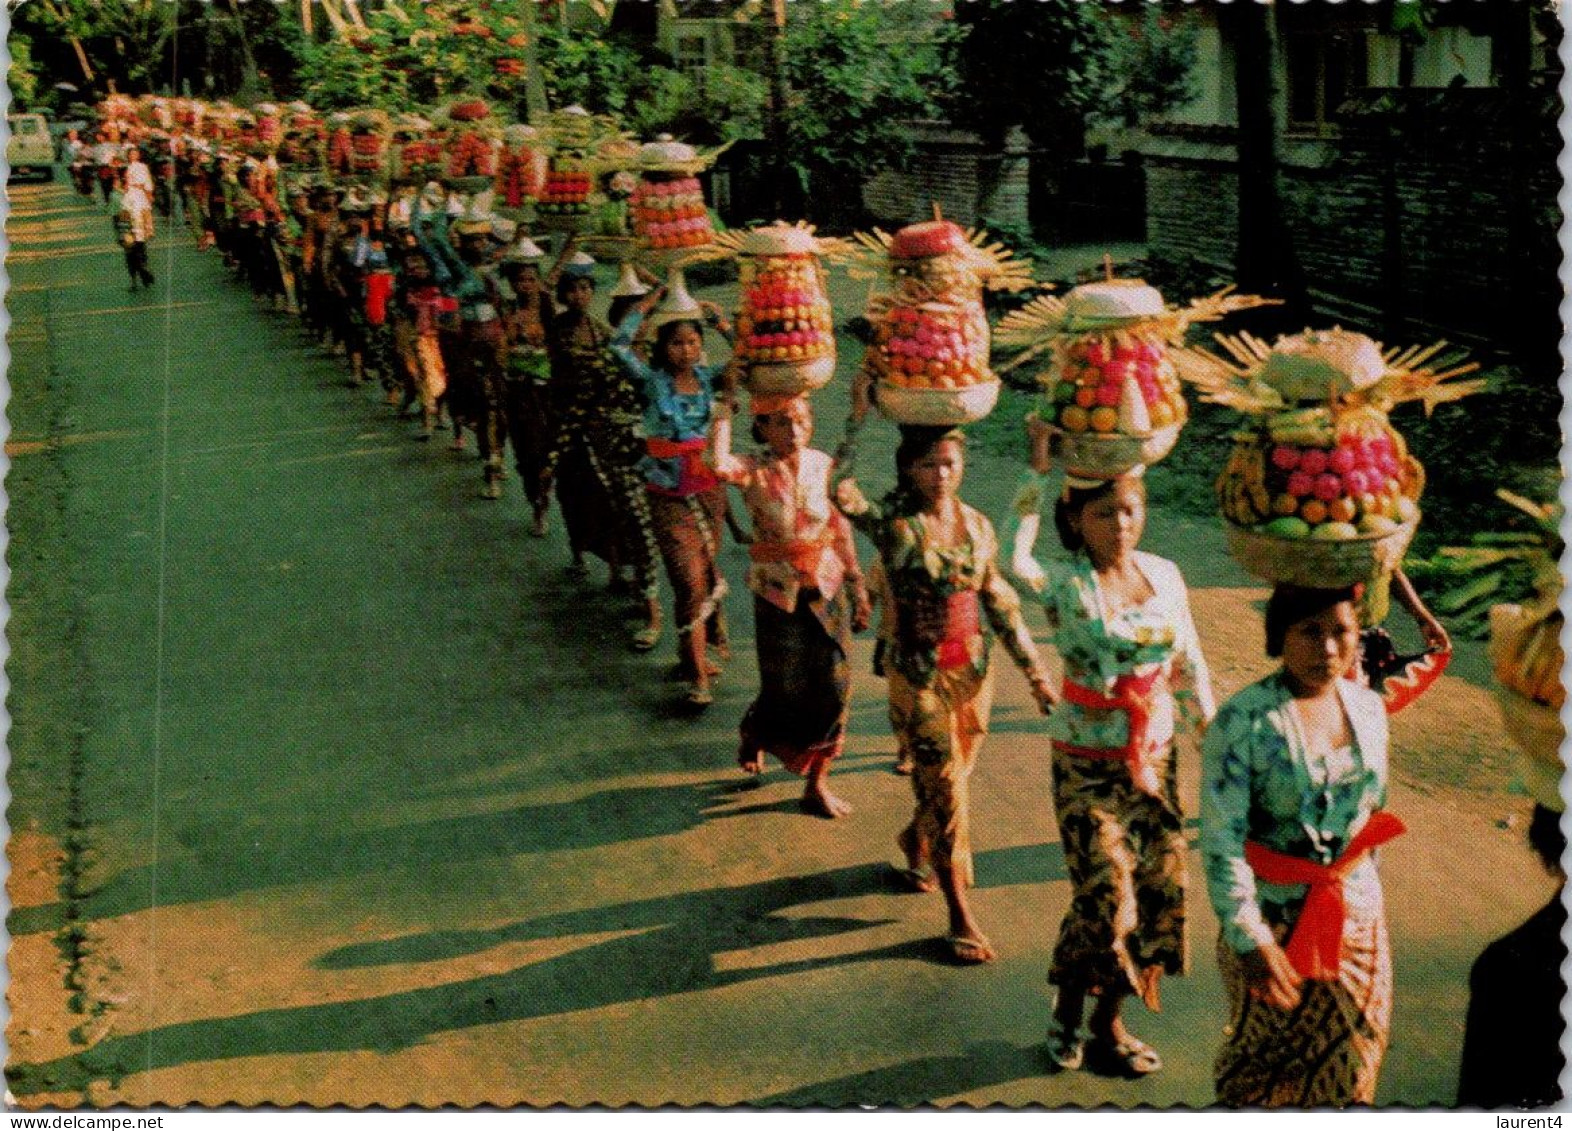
xmin=174 ymin=184 xmax=1447 ymax=1105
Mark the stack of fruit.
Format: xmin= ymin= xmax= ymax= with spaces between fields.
xmin=632 ymin=136 xmax=722 ymax=267
xmin=495 ymin=124 xmax=546 ymax=209
xmin=1185 ymin=328 xmax=1481 ymax=587
xmin=255 ymin=103 xmax=283 ymax=151
xmin=349 ymin=110 xmax=392 ymax=179
xmin=720 ymin=223 xmax=844 ymax=396
xmin=442 ymin=100 xmax=499 ymax=189
xmin=1042 ymin=329 xmax=1186 ymax=440
xmin=538 ymin=163 xmax=593 ymax=216
xmin=632 ymin=176 xmax=713 ymax=251
xmin=1217 ymin=406 xmax=1421 ymax=543
xmin=997 ymin=274 xmax=1274 ymax=478
xmin=389 ymin=116 xmax=438 ymax=185
xmin=851 ymin=215 xmax=1033 ymax=425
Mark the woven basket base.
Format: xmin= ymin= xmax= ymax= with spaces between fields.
xmin=876 ymin=380 xmax=1000 ymax=426
xmin=1223 ymin=518 xmax=1417 ymax=588
xmin=746 ymin=357 xmax=836 ymax=397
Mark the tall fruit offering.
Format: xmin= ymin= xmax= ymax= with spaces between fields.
xmin=852 ymin=213 xmax=1034 ymax=426
xmin=1189 ymin=328 xmax=1482 ymax=588
xmin=996 ymin=273 xmax=1275 ymax=479
xmin=632 ymin=135 xmax=726 ymax=271
xmin=716 ymin=223 xmax=848 ymax=397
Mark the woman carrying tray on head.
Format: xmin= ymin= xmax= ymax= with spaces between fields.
xmin=707 ymin=387 xmax=871 ymax=815
xmin=834 ymin=369 xmax=1056 ymax=963
xmin=541 ymin=252 xmax=663 ymax=650
xmin=1201 ymin=584 xmax=1406 ymax=1106
xmin=499 ymin=233 xmax=577 ymax=536
xmin=609 ymin=273 xmax=735 ymax=708
xmin=1011 ymin=420 xmax=1216 ymax=1077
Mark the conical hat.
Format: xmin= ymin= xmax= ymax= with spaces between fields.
xmin=502 ymin=236 xmax=547 ymax=264
xmin=451 ymin=196 xmax=493 ymax=236
xmin=489 ymin=217 xmax=518 ymax=244
xmin=649 ymin=267 xmax=705 ymax=328
xmin=609 ymin=261 xmax=649 ymax=298
xmin=563 ymin=251 xmax=597 ymax=278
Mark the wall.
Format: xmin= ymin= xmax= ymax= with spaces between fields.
xmin=860 ymin=121 xmax=1029 ymax=228
xmin=1141 ymin=89 xmax=1559 ymax=357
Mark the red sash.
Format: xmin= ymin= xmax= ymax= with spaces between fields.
xmin=645 ymin=436 xmax=718 ymax=495
xmin=1244 ymin=810 xmax=1406 ymax=981
xmin=1052 ymin=668 xmax=1165 ymax=795
xmin=750 ymin=536 xmax=833 ymax=579
xmin=936 ymin=592 xmax=980 ymax=670
xmin=364 ymin=272 xmax=395 ymax=326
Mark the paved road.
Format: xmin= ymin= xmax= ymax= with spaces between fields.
xmin=5 ymin=180 xmax=1553 ymax=1107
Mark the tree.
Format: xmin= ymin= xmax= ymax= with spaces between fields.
xmin=778 ymin=0 xmax=960 ymax=225
xmin=1221 ymin=2 xmax=1311 ymax=327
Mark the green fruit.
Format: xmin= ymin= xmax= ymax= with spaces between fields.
xmin=1055 ymin=381 xmax=1078 ymax=403
xmin=1310 ymin=521 xmax=1360 ymax=540
xmin=1358 ymin=513 xmax=1399 ymax=536
xmin=1263 ymin=516 xmax=1311 ymax=538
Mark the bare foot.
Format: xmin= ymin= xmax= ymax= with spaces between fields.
xmin=800 ymin=786 xmax=852 ymax=819
xmin=738 ymin=749 xmax=764 ymax=775
xmin=946 ymin=934 xmax=997 ymax=964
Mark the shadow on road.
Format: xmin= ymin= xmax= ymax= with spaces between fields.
xmin=7 ymin=842 xmax=1066 ymax=1097
xmin=750 ymin=1039 xmax=1053 ymax=1107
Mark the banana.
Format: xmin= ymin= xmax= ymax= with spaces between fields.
xmin=1242 ymin=447 xmax=1271 ymax=517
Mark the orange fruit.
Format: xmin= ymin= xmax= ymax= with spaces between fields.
xmin=1328 ymin=497 xmax=1357 ymax=524
xmin=1273 ymin=493 xmax=1299 ymax=516
xmin=1300 ymin=499 xmax=1328 ymax=525
xmin=1075 ymin=387 xmax=1098 ymax=409
xmin=1089 ymin=407 xmax=1119 ymax=433
xmin=1060 ymin=405 xmax=1090 ymax=432
xmin=1356 ymin=493 xmax=1381 ymax=519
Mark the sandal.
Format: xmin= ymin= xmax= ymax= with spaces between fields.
xmin=630 ymin=624 xmax=661 ymax=652
xmin=1044 ymin=1021 xmax=1085 ymax=1072
xmin=945 ymin=935 xmax=996 ymax=965
xmin=1087 ymin=1034 xmax=1162 ymax=1077
xmin=684 ymin=683 xmax=714 ymax=708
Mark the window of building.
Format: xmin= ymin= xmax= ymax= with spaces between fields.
xmin=1284 ymin=28 xmax=1368 ymax=136
xmin=674 ymin=30 xmax=710 ymax=87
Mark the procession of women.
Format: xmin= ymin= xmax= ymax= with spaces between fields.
xmin=58 ymin=90 xmax=1566 ymax=1110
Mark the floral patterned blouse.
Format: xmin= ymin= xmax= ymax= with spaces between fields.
xmin=831 ymin=429 xmax=1044 ymax=688
xmin=1009 ymin=470 xmax=1214 ymax=753
xmin=1200 ymin=674 xmax=1390 ymax=954
xmin=1033 ymin=551 xmax=1214 ymax=753
xmin=708 ymin=425 xmax=860 ymax=612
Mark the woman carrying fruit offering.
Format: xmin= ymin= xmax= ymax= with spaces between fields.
xmin=1201 ymin=584 xmax=1403 ymax=1106
xmin=541 ymin=255 xmax=663 ymax=648
xmin=707 ymin=390 xmax=871 ymax=815
xmin=834 ymin=371 xmax=1056 ymax=963
xmin=609 ymin=276 xmax=735 ymax=707
xmin=1011 ymin=423 xmax=1215 ymax=1077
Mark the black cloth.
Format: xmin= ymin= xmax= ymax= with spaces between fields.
xmin=1457 ymin=891 xmax=1567 ymax=1108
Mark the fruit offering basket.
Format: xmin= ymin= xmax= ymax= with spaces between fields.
xmin=535 ymin=106 xmax=627 ymax=233
xmin=441 ymin=99 xmax=502 ymax=192
xmin=850 ymin=209 xmax=1035 ymax=426
xmin=495 ymin=123 xmax=547 ymax=209
xmin=631 ymin=135 xmax=732 ymax=271
xmin=998 ymin=270 xmax=1275 ymax=478
xmin=1192 ymin=328 xmax=1482 ymax=587
xmin=1426 ymin=490 xmax=1564 ymax=796
xmin=714 ymin=222 xmax=851 ymax=397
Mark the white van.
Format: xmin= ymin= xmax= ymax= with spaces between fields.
xmin=8 ymin=114 xmax=56 ymax=181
